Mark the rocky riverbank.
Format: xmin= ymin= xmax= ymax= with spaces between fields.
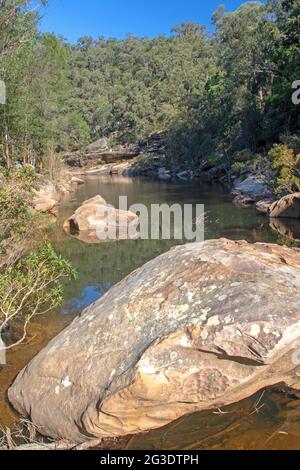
xmin=65 ymin=134 xmax=300 ymax=232
xmin=0 ymin=166 xmax=85 ymax=270
xmin=31 ymin=174 xmax=85 ymax=219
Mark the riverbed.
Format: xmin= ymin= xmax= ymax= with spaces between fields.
xmin=1 ymin=174 xmax=300 ymax=449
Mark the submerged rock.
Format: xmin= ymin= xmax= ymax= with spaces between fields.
xmin=176 ymin=171 xmax=193 ymax=181
xmin=63 ymin=195 xmax=139 ymax=244
xmin=8 ymin=239 xmax=300 ymax=443
xmin=269 ymin=193 xmax=300 ymax=219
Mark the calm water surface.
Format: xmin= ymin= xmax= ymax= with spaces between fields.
xmin=1 ymin=175 xmax=300 ymax=450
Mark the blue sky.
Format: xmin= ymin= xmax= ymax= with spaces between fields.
xmin=39 ymin=0 xmax=258 ymax=43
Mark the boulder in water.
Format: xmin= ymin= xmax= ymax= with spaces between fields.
xmin=269 ymin=193 xmax=300 ymax=219
xmin=8 ymin=239 xmax=300 ymax=443
xmin=63 ymin=195 xmax=139 ymax=244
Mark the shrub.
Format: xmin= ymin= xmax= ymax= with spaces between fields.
xmin=40 ymin=150 xmax=69 ymax=184
xmin=233 ymin=149 xmax=255 ymax=163
xmin=0 ymin=188 xmax=32 ymax=243
xmin=0 ymin=244 xmax=77 ymax=350
xmin=280 ymin=134 xmax=300 ymax=155
xmin=268 ymin=144 xmax=300 ymax=194
xmin=232 ymin=161 xmax=248 ymax=173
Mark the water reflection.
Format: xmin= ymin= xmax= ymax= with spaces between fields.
xmin=270 ymin=217 xmax=300 ymax=242
xmin=54 ymin=175 xmax=289 ymax=314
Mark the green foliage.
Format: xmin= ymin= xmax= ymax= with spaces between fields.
xmin=0 ymin=187 xmax=28 ymax=219
xmin=0 ymin=244 xmax=77 ymax=347
xmin=0 ymin=168 xmax=39 ymax=262
xmin=11 ymin=165 xmax=37 ymax=189
xmin=1 ymin=0 xmax=300 ymax=184
xmin=0 ymin=187 xmax=32 ymax=243
xmin=232 ymin=161 xmax=249 ymax=173
xmin=69 ymin=26 xmax=210 ymax=144
xmin=0 ymin=3 xmax=88 ymax=168
xmin=233 ymin=149 xmax=256 ymax=163
xmin=168 ymin=1 xmax=300 ymax=169
xmin=268 ymin=143 xmax=300 ymax=194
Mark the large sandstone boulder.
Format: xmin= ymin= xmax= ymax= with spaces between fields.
xmin=63 ymin=195 xmax=139 ymax=243
xmin=8 ymin=239 xmax=300 ymax=443
xmin=269 ymin=193 xmax=300 ymax=219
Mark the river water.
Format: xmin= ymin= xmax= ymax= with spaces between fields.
xmin=1 ymin=174 xmax=300 ymax=449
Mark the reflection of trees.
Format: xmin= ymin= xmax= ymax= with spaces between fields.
xmin=54 ymin=236 xmax=180 ymax=313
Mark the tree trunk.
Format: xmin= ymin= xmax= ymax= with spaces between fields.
xmin=23 ymin=133 xmax=30 ymax=165
xmin=3 ymin=129 xmax=10 ymax=168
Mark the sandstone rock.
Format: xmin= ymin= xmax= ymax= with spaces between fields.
xmin=33 ymin=181 xmax=59 ymax=213
xmin=82 ymin=163 xmax=133 ymax=177
xmin=34 ymin=199 xmax=57 ymax=213
xmin=269 ymin=193 xmax=300 ymax=219
xmin=233 ymin=194 xmax=255 ymax=209
xmin=71 ymin=176 xmax=85 ymax=185
xmin=63 ymin=195 xmax=139 ymax=244
xmin=200 ymin=163 xmax=227 ymax=182
xmin=232 ymin=175 xmax=272 ymax=203
xmin=8 ymin=239 xmax=300 ymax=443
xmin=255 ymin=199 xmax=274 ymax=214
xmin=131 ymin=154 xmax=163 ymax=176
xmin=86 ymin=138 xmax=108 ymax=153
xmin=64 ymin=152 xmax=83 ymax=168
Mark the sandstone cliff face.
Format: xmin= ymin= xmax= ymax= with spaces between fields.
xmin=8 ymin=239 xmax=300 ymax=443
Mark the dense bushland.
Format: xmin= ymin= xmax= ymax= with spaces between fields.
xmin=1 ymin=1 xmax=299 ymax=173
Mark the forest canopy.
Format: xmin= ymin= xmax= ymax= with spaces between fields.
xmin=0 ymin=0 xmax=299 ymax=170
